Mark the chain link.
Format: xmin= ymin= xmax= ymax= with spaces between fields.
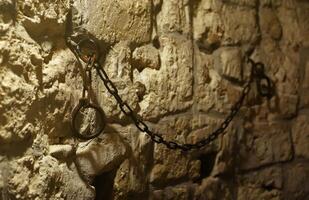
xmin=68 ymin=36 xmax=274 ymax=151
xmin=92 ymin=61 xmax=253 ymax=151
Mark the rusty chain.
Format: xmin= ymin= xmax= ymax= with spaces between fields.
xmin=66 ymin=36 xmax=274 ymax=151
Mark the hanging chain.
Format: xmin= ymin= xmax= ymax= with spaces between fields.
xmin=66 ymin=36 xmax=273 ymax=151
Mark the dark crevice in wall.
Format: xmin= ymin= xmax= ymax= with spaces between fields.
xmin=93 ymin=169 xmax=117 ymax=200
xmin=152 ymin=37 xmax=160 ymax=49
xmin=196 ymin=152 xmax=217 ymax=182
xmin=261 ymin=183 xmax=276 ymax=191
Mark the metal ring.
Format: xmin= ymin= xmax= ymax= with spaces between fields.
xmin=71 ymin=99 xmax=106 ymax=140
xmin=256 ymin=76 xmax=273 ymax=99
xmin=77 ymin=38 xmax=100 ymax=63
xmin=254 ymin=62 xmax=265 ymax=77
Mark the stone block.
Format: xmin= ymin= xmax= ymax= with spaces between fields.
xmin=292 ymin=114 xmax=309 ymax=159
xmin=283 ymin=163 xmax=309 ymax=200
xmin=135 ymin=33 xmax=193 ymax=120
xmin=132 ymin=44 xmax=160 ymax=70
xmin=238 ymin=166 xmax=283 ymax=190
xmin=157 ymin=0 xmax=191 ymax=34
xmin=194 ymin=177 xmax=232 ymax=200
xmin=49 ymin=144 xmax=74 ymax=159
xmin=221 ymin=5 xmax=259 ymax=45
xmin=75 ymin=133 xmax=126 ymax=179
xmin=239 ymin=122 xmax=293 ymax=170
xmin=237 ymin=186 xmax=282 ymax=200
xmin=75 ymin=0 xmax=152 ymax=44
xmin=215 ymin=47 xmax=243 ymax=81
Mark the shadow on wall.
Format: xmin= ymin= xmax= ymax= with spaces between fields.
xmin=93 ymin=169 xmax=117 ymax=200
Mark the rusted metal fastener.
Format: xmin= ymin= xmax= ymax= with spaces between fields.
xmin=77 ymin=38 xmax=100 ymax=63
xmin=71 ymin=98 xmax=106 ymax=140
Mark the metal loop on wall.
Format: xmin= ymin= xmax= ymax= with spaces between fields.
xmin=67 ymin=34 xmax=275 ymax=151
xmin=71 ymin=98 xmax=106 ymax=140
xmin=77 ymin=38 xmax=100 ymax=63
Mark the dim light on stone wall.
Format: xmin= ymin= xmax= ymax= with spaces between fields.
xmin=65 ymin=24 xmax=274 ymax=152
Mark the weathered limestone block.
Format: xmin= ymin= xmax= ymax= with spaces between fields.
xmin=238 ymin=166 xmax=283 ymax=191
xmin=215 ymin=47 xmax=243 ymax=81
xmin=113 ymin=159 xmax=147 ymax=200
xmin=194 ymin=177 xmax=232 ymax=200
xmin=277 ymin=52 xmax=300 ymax=96
xmin=212 ymin=127 xmax=238 ymax=176
xmin=0 ymin=0 xmax=14 ymax=34
xmin=18 ymin=0 xmax=70 ymax=39
xmin=152 ymin=114 xmax=225 ymax=150
xmin=283 ymin=163 xmax=309 ymax=200
xmin=149 ymin=189 xmax=164 ymax=200
xmin=49 ymin=144 xmax=74 ymax=160
xmin=260 ymin=0 xmax=282 ymax=8
xmin=277 ymin=3 xmax=303 ymax=48
xmin=60 ymin=163 xmax=95 ymax=200
xmin=132 ymin=44 xmax=160 ymax=70
xmin=135 ymin=33 xmax=193 ymax=120
xmin=112 ymin=125 xmax=153 ymax=200
xmin=7 ymin=156 xmax=95 ymax=200
xmin=194 ymin=2 xmax=258 ymax=48
xmin=157 ymin=0 xmax=190 ymax=34
xmin=195 ymin=52 xmax=243 ymax=113
xmin=239 ymin=122 xmax=293 ymax=170
xmin=253 ymin=93 xmax=298 ymax=121
xmin=224 ymin=0 xmax=258 ymax=7
xmin=150 ymin=142 xmax=200 ymax=186
xmin=295 ymin=0 xmax=309 ymax=46
xmin=0 ymin=0 xmax=76 ymax=146
xmin=150 ymin=149 xmax=199 ymax=186
xmin=237 ymin=186 xmax=282 ymax=200
xmin=292 ymin=114 xmax=309 ymax=159
xmin=90 ymin=41 xmax=144 ymax=121
xmin=276 ymin=93 xmax=298 ymax=118
xmin=300 ymin=89 xmax=309 ymax=109
xmin=259 ymin=7 xmax=282 ymax=41
xmin=300 ymin=47 xmax=309 ymax=108
xmin=122 ymin=125 xmax=153 ymax=171
xmin=150 ymin=184 xmax=198 ymax=200
xmin=0 ymin=157 xmax=9 ymax=198
xmin=0 ymin=67 xmax=37 ymax=144
xmin=75 ymin=133 xmax=126 ymax=180
xmin=75 ymin=0 xmax=152 ymax=44
xmin=221 ymin=5 xmax=259 ymax=45
xmin=42 ymin=49 xmax=74 ymax=88
xmin=161 ymin=184 xmax=192 ymax=200
xmin=193 ymin=2 xmax=223 ymax=52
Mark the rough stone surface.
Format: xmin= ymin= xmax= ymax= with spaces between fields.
xmin=292 ymin=114 xmax=309 ymax=159
xmin=49 ymin=144 xmax=74 ymax=159
xmin=75 ymin=133 xmax=127 ymax=181
xmin=74 ymin=0 xmax=152 ymax=44
xmin=132 ymin=44 xmax=160 ymax=71
xmin=1 ymin=0 xmax=309 ymax=200
xmin=239 ymin=122 xmax=293 ymax=170
xmin=215 ymin=47 xmax=243 ymax=81
xmin=283 ymin=163 xmax=309 ymax=200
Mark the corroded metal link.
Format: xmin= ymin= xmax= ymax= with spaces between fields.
xmin=119 ymin=102 xmax=133 ymax=116
xmin=248 ymin=58 xmax=273 ymax=99
xmin=256 ymin=76 xmax=273 ymax=99
xmin=68 ymin=35 xmax=275 ymax=151
xmin=164 ymin=141 xmax=179 ymax=149
xmin=151 ymin=134 xmax=164 ymax=143
xmin=93 ymin=58 xmax=252 ymax=151
xmin=135 ymin=119 xmax=149 ymax=132
xmin=105 ymin=80 xmax=119 ymax=96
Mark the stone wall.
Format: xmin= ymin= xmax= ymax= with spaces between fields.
xmin=0 ymin=0 xmax=308 ymax=199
